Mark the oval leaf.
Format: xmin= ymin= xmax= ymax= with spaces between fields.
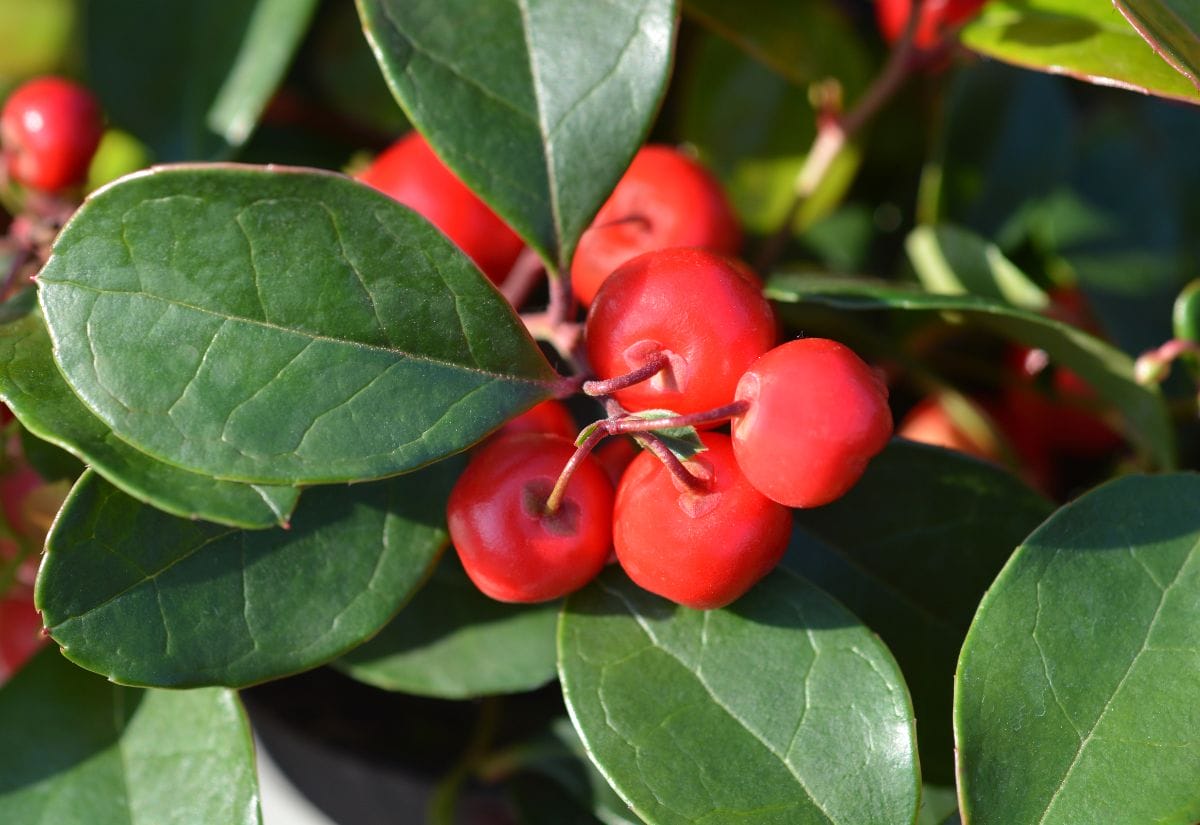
xmin=87 ymin=0 xmax=318 ymax=159
xmin=906 ymin=225 xmax=1049 ymax=312
xmin=559 ymin=568 xmax=919 ymax=825
xmin=786 ymin=440 xmax=1052 ymax=784
xmin=0 ymin=649 xmax=260 ymax=824
xmin=0 ymin=314 xmax=297 ymax=529
xmin=336 ymin=554 xmax=558 ymax=698
xmin=38 ymin=165 xmax=558 ymax=485
xmin=357 ymin=0 xmax=678 ymax=270
xmin=1115 ymin=0 xmax=1200 ymax=92
xmin=765 ymin=275 xmax=1175 ymax=468
xmin=38 ymin=461 xmax=456 ymax=688
xmin=955 ymin=474 xmax=1200 ymax=824
xmin=959 ymin=0 xmax=1200 ymax=105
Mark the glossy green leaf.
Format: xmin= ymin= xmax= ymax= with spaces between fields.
xmin=38 ymin=165 xmax=558 ymax=485
xmin=907 ymin=225 xmax=1049 ymax=311
xmin=1115 ymin=0 xmax=1200 ymax=91
xmin=959 ymin=0 xmax=1200 ymax=105
xmin=336 ymin=554 xmax=558 ymax=698
xmin=786 ymin=440 xmax=1052 ymax=784
xmin=0 ymin=649 xmax=260 ymax=824
xmin=39 ymin=462 xmax=456 ymax=688
xmin=766 ymin=275 xmax=1174 ymax=468
xmin=955 ymin=474 xmax=1200 ymax=824
xmin=0 ymin=315 xmax=297 ymax=529
xmin=682 ymin=0 xmax=872 ymax=90
xmin=559 ymin=568 xmax=920 ymax=825
xmin=86 ymin=0 xmax=318 ymax=159
xmin=357 ymin=0 xmax=678 ymax=271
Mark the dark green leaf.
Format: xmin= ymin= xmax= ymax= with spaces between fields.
xmin=18 ymin=426 xmax=83 ymax=483
xmin=337 ymin=553 xmax=557 ymax=698
xmin=0 ymin=315 xmax=298 ymax=529
xmin=0 ymin=286 xmax=36 ymax=325
xmin=786 ymin=440 xmax=1053 ymax=784
xmin=955 ymin=474 xmax=1200 ymax=824
xmin=38 ymin=165 xmax=558 ymax=485
xmin=357 ymin=0 xmax=678 ymax=271
xmin=86 ymin=0 xmax=319 ymax=159
xmin=682 ymin=0 xmax=872 ymax=90
xmin=1114 ymin=0 xmax=1200 ymax=92
xmin=765 ymin=276 xmax=1175 ymax=468
xmin=959 ymin=0 xmax=1200 ymax=104
xmin=626 ymin=410 xmax=705 ymax=462
xmin=558 ymin=568 xmax=919 ymax=825
xmin=38 ymin=462 xmax=456 ymax=688
xmin=907 ymin=225 xmax=1049 ymax=311
xmin=0 ymin=649 xmax=259 ymax=824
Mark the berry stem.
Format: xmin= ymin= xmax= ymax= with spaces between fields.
xmin=638 ymin=433 xmax=710 ymax=493
xmin=582 ymin=350 xmax=669 ymax=396
xmin=608 ymin=400 xmax=750 ymax=434
xmin=543 ymin=425 xmax=608 ymax=515
xmin=500 ymin=247 xmax=546 ymax=309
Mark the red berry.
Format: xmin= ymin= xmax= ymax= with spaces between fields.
xmin=358 ymin=132 xmax=524 ymax=284
xmin=594 ymin=436 xmax=639 ymax=487
xmin=613 ymin=433 xmax=791 ymax=610
xmin=732 ymin=339 xmax=892 ymax=508
xmin=0 ymin=594 xmax=45 ymax=685
xmin=585 ymin=248 xmax=776 ymax=416
xmin=1 ymin=76 xmax=103 ymax=193
xmin=876 ymin=0 xmax=986 ymax=50
xmin=447 ymin=434 xmax=613 ymax=603
xmin=897 ymin=396 xmax=998 ymax=462
xmin=571 ymin=145 xmax=741 ymax=306
xmin=496 ymin=400 xmax=576 ymax=441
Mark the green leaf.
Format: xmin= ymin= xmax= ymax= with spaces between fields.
xmin=356 ymin=0 xmax=679 ymax=271
xmin=38 ymin=165 xmax=558 ymax=485
xmin=682 ymin=0 xmax=872 ymax=90
xmin=765 ymin=275 xmax=1175 ymax=468
xmin=558 ymin=568 xmax=920 ymax=825
xmin=0 ymin=286 xmax=36 ymax=325
xmin=0 ymin=649 xmax=260 ymax=824
xmin=906 ymin=225 xmax=1049 ymax=312
xmin=336 ymin=553 xmax=558 ymax=698
xmin=955 ymin=474 xmax=1200 ymax=824
xmin=38 ymin=462 xmax=456 ymax=688
xmin=959 ymin=0 xmax=1200 ymax=105
xmin=0 ymin=315 xmax=297 ymax=529
xmin=1114 ymin=0 xmax=1200 ymax=92
xmin=86 ymin=0 xmax=319 ymax=159
xmin=786 ymin=440 xmax=1053 ymax=784
xmin=626 ymin=409 xmax=705 ymax=462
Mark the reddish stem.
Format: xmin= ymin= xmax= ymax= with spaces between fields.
xmin=500 ymin=247 xmax=546 ymax=309
xmin=608 ymin=400 xmax=750 ymax=434
xmin=544 ymin=424 xmax=608 ymax=514
xmin=582 ymin=350 xmax=669 ymax=396
xmin=637 ymin=433 xmax=709 ymax=493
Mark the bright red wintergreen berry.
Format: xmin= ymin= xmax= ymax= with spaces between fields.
xmin=876 ymin=0 xmax=987 ymax=51
xmin=1 ymin=76 xmax=103 ymax=193
xmin=447 ymin=433 xmax=613 ymax=603
xmin=357 ymin=131 xmax=524 ymax=285
xmin=0 ymin=594 xmax=45 ymax=685
xmin=585 ymin=247 xmax=776 ymax=416
xmin=732 ymin=338 xmax=892 ymax=508
xmin=614 ymin=432 xmax=790 ymax=610
xmin=570 ymin=145 xmax=742 ymax=306
xmin=496 ymin=400 xmax=576 ymax=442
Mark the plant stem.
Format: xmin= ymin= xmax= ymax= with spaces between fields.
xmin=608 ymin=400 xmax=749 ymax=434
xmin=544 ymin=425 xmax=608 ymax=514
xmin=756 ymin=0 xmax=926 ymax=271
xmin=637 ymin=433 xmax=709 ymax=493
xmin=582 ymin=350 xmax=669 ymax=396
xmin=500 ymin=247 xmax=546 ymax=309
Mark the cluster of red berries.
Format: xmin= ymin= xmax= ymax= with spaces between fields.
xmin=358 ymin=135 xmax=892 ymax=610
xmin=1 ymin=76 xmax=103 ymax=193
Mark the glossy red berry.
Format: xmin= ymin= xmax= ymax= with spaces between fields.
xmin=614 ymin=433 xmax=791 ymax=610
xmin=732 ymin=338 xmax=892 ymax=508
xmin=571 ymin=145 xmax=741 ymax=306
xmin=1 ymin=76 xmax=103 ymax=193
xmin=358 ymin=132 xmax=524 ymax=284
xmin=876 ymin=0 xmax=986 ymax=50
xmin=0 ymin=594 xmax=45 ymax=684
xmin=447 ymin=434 xmax=613 ymax=603
xmin=585 ymin=247 xmax=776 ymax=416
xmin=496 ymin=400 xmax=576 ymax=441
xmin=897 ymin=395 xmax=998 ymax=462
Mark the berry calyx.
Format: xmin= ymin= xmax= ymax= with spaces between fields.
xmin=732 ymin=338 xmax=892 ymax=508
xmin=447 ymin=434 xmax=613 ymax=603
xmin=585 ymin=247 xmax=776 ymax=416
xmin=613 ymin=433 xmax=791 ymax=610
xmin=571 ymin=145 xmax=741 ymax=306
xmin=1 ymin=76 xmax=103 ymax=193
xmin=358 ymin=132 xmax=524 ymax=284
